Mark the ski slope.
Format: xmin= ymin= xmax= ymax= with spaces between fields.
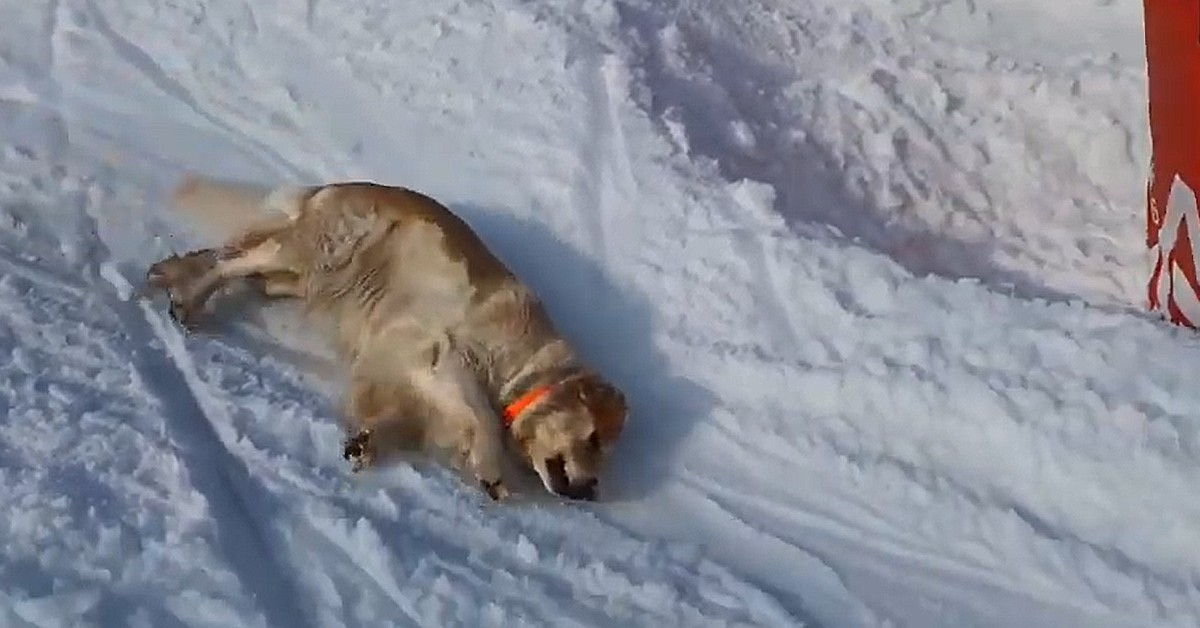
xmin=0 ymin=0 xmax=1194 ymax=626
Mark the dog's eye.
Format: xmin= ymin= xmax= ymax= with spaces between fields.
xmin=586 ymin=431 xmax=601 ymax=450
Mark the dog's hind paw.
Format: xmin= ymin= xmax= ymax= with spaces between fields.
xmin=167 ymin=297 xmax=204 ymax=332
xmin=144 ymin=249 xmax=220 ymax=331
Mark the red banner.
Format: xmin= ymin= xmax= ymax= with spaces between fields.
xmin=1144 ymin=0 xmax=1200 ymax=326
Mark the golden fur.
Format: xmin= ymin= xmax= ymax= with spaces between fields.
xmin=146 ymin=177 xmax=628 ymax=501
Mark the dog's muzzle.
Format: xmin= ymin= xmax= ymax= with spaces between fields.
xmin=545 ymin=455 xmax=597 ymax=501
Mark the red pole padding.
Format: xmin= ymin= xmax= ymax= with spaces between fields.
xmin=1144 ymin=0 xmax=1200 ymax=327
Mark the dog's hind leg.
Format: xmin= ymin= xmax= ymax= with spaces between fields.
xmin=165 ymin=238 xmax=300 ymax=328
xmin=219 ymin=213 xmax=296 ymax=256
xmin=145 ymin=211 xmax=302 ymax=328
xmin=145 ymin=247 xmax=221 ymax=295
xmin=144 ymin=247 xmax=227 ymax=328
xmin=250 ymin=270 xmax=306 ymax=298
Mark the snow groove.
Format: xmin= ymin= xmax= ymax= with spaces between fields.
xmin=81 ymin=0 xmax=309 ymax=181
xmin=75 ymin=180 xmax=316 ymax=628
xmin=572 ymin=45 xmax=637 ymax=262
xmin=125 ymin=305 xmax=318 ymax=628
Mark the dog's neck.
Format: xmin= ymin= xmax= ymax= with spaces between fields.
xmin=494 ymin=337 xmax=584 ymax=415
xmin=500 ymin=365 xmax=592 ymax=427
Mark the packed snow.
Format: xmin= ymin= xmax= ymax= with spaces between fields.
xmin=0 ymin=0 xmax=1194 ymax=626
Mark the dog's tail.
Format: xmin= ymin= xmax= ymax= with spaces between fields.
xmin=167 ymin=173 xmax=343 ymax=386
xmin=170 ymin=173 xmax=317 ymax=241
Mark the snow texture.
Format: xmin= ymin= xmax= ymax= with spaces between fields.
xmin=0 ymin=0 xmax=1191 ymax=626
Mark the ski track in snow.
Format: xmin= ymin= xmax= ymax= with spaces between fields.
xmin=0 ymin=0 xmax=1196 ymax=626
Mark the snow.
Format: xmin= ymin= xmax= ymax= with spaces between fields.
xmin=0 ymin=0 xmax=1193 ymax=626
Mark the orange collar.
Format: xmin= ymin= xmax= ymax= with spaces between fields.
xmin=502 ymin=384 xmax=555 ymax=427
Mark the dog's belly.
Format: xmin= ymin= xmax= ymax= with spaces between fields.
xmin=385 ymin=221 xmax=479 ymax=324
xmin=319 ymin=219 xmax=481 ymax=359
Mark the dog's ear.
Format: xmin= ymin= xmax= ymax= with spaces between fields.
xmin=576 ymin=376 xmax=627 ymax=444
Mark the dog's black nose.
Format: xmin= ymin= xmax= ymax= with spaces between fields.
xmin=544 ymin=456 xmax=598 ymax=501
xmin=545 ymin=455 xmax=570 ymax=493
xmin=564 ymin=477 xmax=598 ymax=501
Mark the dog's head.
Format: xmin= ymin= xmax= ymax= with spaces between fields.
xmin=508 ymin=373 xmax=628 ymax=501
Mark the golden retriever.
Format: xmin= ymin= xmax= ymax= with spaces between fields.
xmin=144 ymin=177 xmax=628 ymax=501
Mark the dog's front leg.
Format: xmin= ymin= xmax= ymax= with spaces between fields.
xmin=342 ymin=427 xmax=377 ymax=472
xmin=435 ymin=384 xmax=510 ymax=501
xmin=415 ymin=372 xmax=511 ymax=500
xmin=430 ymin=341 xmax=512 ymax=501
xmin=342 ymin=416 xmax=428 ymax=473
xmin=460 ymin=412 xmax=510 ymax=501
xmin=340 ymin=378 xmax=429 ymax=472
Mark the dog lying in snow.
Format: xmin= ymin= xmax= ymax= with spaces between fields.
xmin=144 ymin=177 xmax=628 ymax=502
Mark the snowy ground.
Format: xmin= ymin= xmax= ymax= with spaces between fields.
xmin=0 ymin=0 xmax=1194 ymax=626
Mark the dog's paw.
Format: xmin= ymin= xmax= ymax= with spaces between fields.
xmin=144 ymin=250 xmax=219 ymax=331
xmin=144 ymin=265 xmax=169 ymax=293
xmin=479 ymin=478 xmax=510 ymax=502
xmin=167 ymin=296 xmax=204 ymax=332
xmin=145 ymin=249 xmax=217 ymax=287
xmin=342 ymin=429 xmax=375 ymax=472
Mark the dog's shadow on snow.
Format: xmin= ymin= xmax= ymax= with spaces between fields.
xmin=452 ymin=203 xmax=714 ymax=503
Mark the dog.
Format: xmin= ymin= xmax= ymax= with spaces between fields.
xmin=144 ymin=177 xmax=629 ymax=502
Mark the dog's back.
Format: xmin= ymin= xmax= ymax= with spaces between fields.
xmin=284 ymin=183 xmax=558 ymax=380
